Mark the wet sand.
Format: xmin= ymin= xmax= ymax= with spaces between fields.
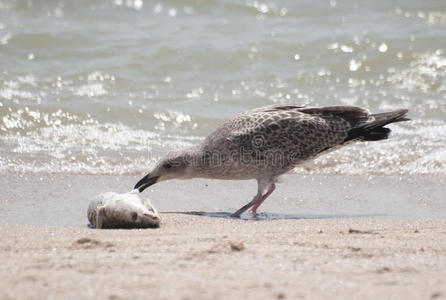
xmin=1 ymin=173 xmax=445 ymax=226
xmin=1 ymin=173 xmax=445 ymax=299
xmin=1 ymin=217 xmax=446 ymax=300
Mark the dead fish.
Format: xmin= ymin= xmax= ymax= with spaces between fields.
xmin=88 ymin=189 xmax=160 ymax=229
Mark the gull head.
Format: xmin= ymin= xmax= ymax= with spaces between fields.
xmin=134 ymin=149 xmax=195 ymax=192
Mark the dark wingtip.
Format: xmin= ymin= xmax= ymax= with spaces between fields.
xmin=345 ymin=108 xmax=409 ymax=143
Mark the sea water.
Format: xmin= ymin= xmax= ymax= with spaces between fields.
xmin=1 ymin=0 xmax=445 ymax=175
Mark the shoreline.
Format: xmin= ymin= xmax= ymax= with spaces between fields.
xmin=0 ymin=173 xmax=445 ymax=227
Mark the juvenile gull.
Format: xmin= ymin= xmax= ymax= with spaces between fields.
xmin=134 ymin=105 xmax=409 ymax=217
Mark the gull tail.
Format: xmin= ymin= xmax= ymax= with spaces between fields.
xmin=345 ymin=109 xmax=409 ymax=142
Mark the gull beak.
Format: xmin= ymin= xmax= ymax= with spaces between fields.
xmin=134 ymin=174 xmax=159 ymax=192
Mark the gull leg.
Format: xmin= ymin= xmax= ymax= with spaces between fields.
xmin=231 ymin=179 xmax=276 ymax=218
xmin=249 ymin=183 xmax=276 ymax=215
xmin=231 ymin=192 xmax=262 ymax=218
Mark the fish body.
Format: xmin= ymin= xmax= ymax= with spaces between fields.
xmin=88 ymin=190 xmax=160 ymax=229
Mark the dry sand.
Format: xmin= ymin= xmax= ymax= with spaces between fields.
xmin=1 ymin=216 xmax=446 ymax=300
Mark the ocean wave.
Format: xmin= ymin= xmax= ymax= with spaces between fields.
xmin=1 ymin=113 xmax=444 ymax=175
xmin=0 ymin=121 xmax=201 ymax=175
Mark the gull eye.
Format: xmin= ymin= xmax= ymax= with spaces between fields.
xmin=131 ymin=212 xmax=138 ymax=222
xmin=163 ymin=163 xmax=172 ymax=169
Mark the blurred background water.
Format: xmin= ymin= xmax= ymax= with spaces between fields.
xmin=0 ymin=0 xmax=445 ymax=175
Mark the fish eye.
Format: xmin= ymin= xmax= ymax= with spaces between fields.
xmin=163 ymin=163 xmax=172 ymax=169
xmin=131 ymin=212 xmax=138 ymax=222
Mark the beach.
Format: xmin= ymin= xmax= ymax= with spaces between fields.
xmin=1 ymin=174 xmax=446 ymax=299
xmin=1 ymin=0 xmax=446 ymax=298
xmin=1 ymin=216 xmax=445 ymax=300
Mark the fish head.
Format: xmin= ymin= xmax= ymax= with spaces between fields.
xmin=100 ymin=191 xmax=160 ymax=228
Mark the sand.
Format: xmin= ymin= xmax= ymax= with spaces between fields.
xmin=1 ymin=173 xmax=445 ymax=299
xmin=1 ymin=173 xmax=445 ymax=226
xmin=1 ymin=217 xmax=446 ymax=300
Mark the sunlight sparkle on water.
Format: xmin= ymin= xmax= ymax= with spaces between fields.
xmin=378 ymin=42 xmax=388 ymax=53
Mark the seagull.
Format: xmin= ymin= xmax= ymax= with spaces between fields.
xmin=134 ymin=105 xmax=409 ymax=217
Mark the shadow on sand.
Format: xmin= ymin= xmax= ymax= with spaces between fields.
xmin=164 ymin=211 xmax=386 ymax=221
